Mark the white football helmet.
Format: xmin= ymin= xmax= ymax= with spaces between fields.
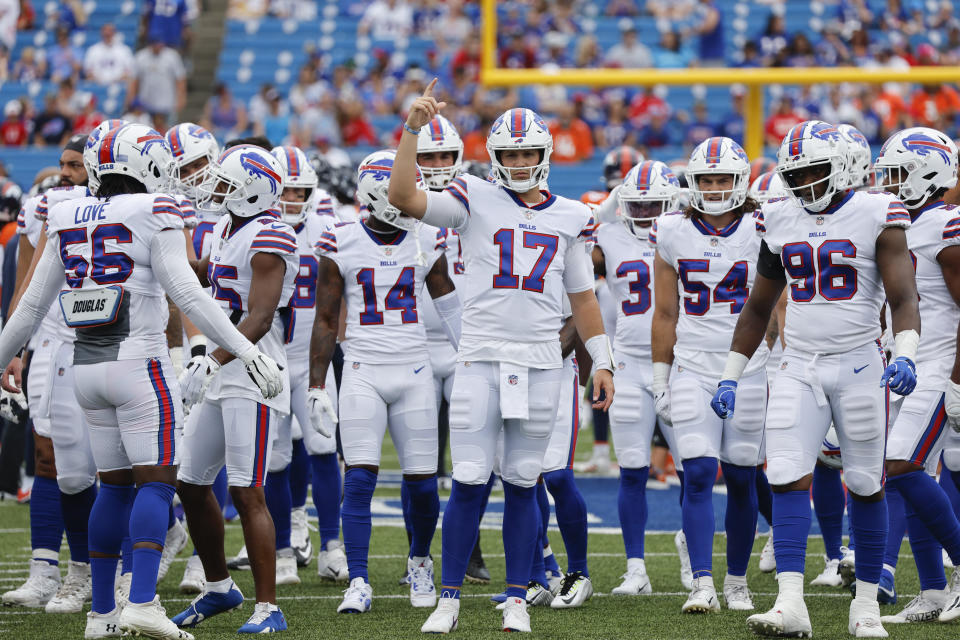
xmin=271 ymin=145 xmax=318 ymax=226
xmin=416 ymin=115 xmax=463 ymax=190
xmin=837 ymin=124 xmax=871 ymax=189
xmin=166 ymin=123 xmax=220 ymax=199
xmin=618 ymin=160 xmax=680 ymax=241
xmin=776 ymin=120 xmax=847 ymax=213
xmin=196 ymin=145 xmax=285 ymax=217
xmin=875 ymin=127 xmax=959 ymax=208
xmin=84 ymin=118 xmax=127 ymax=195
xmin=687 ymin=136 xmax=750 ymax=215
xmin=356 ymin=149 xmax=424 ymax=231
xmin=95 ymin=123 xmax=174 ymax=194
xmin=817 ymin=425 xmax=842 ymax=470
xmin=749 ymin=171 xmax=788 ymax=204
xmin=486 ymin=108 xmax=553 ymax=192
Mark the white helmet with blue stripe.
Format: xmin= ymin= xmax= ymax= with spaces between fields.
xmin=357 ymin=149 xmax=424 ymax=231
xmin=875 ymin=127 xmax=958 ymax=208
xmin=196 ymin=144 xmax=285 ymax=217
xmin=486 ymin=108 xmax=553 ymax=193
xmin=749 ymin=171 xmax=787 ymax=204
xmin=83 ymin=118 xmax=127 ymax=195
xmin=776 ymin=120 xmax=847 ymax=213
xmin=271 ymin=145 xmax=318 ymax=226
xmin=837 ymin=124 xmax=871 ymax=189
xmin=95 ymin=123 xmax=174 ymax=194
xmin=618 ymin=160 xmax=680 ymax=241
xmin=687 ymin=136 xmax=751 ymax=215
xmin=166 ymin=123 xmax=220 ymax=199
xmin=416 ymin=115 xmax=463 ymax=190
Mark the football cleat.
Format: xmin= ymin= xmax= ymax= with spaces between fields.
xmin=545 ymin=568 xmax=564 ymax=594
xmin=290 ymin=507 xmax=313 ymax=567
xmin=502 ymin=596 xmax=531 ymax=632
xmin=839 ymin=546 xmax=856 ymax=587
xmin=747 ymin=597 xmax=813 ymax=638
xmin=276 ymin=550 xmax=301 ymax=586
xmin=179 ymin=555 xmax=205 ymax=594
xmin=171 ymin=584 xmax=245 ymax=628
xmin=939 ymin=570 xmax=960 ymax=621
xmin=421 ymin=597 xmax=459 ymax=633
xmin=2 ymin=559 xmax=61 ymax=607
xmin=675 ymin=530 xmax=693 ymax=590
xmin=611 ymin=566 xmax=652 ymax=596
xmin=84 ymin=607 xmax=122 ymax=639
xmin=227 ymin=545 xmax=251 ymax=571
xmin=464 ymin=543 xmax=490 ymax=584
xmin=490 ymin=590 xmax=508 ymax=604
xmin=848 ymin=598 xmax=888 ymax=638
xmin=550 ymin=571 xmax=593 ymax=609
xmin=526 ymin=581 xmax=554 ymax=607
xmin=237 ymin=602 xmax=287 ymax=634
xmin=881 ymin=592 xmax=947 ymax=623
xmin=158 ymin=518 xmax=188 ymax=582
xmin=119 ymin=595 xmax=194 ymax=639
xmin=723 ymin=583 xmax=754 ymax=611
xmin=810 ymin=557 xmax=843 ymax=587
xmin=115 ymin=572 xmax=131 ymax=611
xmin=337 ymin=577 xmax=372 ymax=614
xmin=317 ymin=540 xmax=349 ymax=582
xmin=758 ymin=536 xmax=776 ymax=573
xmin=878 ymin=569 xmax=897 ymax=605
xmin=45 ymin=561 xmax=91 ymax=613
xmin=682 ymin=577 xmax=720 ymax=613
xmin=409 ymin=557 xmax=437 ymax=608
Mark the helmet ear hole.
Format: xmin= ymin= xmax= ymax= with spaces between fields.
xmin=247 ymin=195 xmax=257 ymax=204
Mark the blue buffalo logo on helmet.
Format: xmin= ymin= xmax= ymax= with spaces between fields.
xmin=901 ymin=132 xmax=954 ymax=164
xmin=167 ymin=124 xmax=214 ymax=158
xmin=358 ymin=157 xmax=395 ymax=182
xmin=786 ymin=122 xmax=840 ymax=159
xmin=239 ymin=151 xmax=282 ymax=195
xmin=491 ymin=108 xmax=548 ymax=140
xmin=137 ymin=133 xmax=167 ymax=157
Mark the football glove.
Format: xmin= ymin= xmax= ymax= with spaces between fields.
xmin=241 ymin=350 xmax=284 ymax=399
xmin=0 ymin=387 xmax=28 ymax=424
xmin=946 ymin=381 xmax=960 ymax=433
xmin=178 ymin=354 xmax=220 ymax=407
xmin=653 ymin=385 xmax=671 ymax=424
xmin=710 ymin=380 xmax=738 ymax=419
xmin=880 ymin=356 xmax=916 ymax=396
xmin=308 ymin=386 xmax=338 ymax=438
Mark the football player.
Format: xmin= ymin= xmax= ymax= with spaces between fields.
xmin=172 ymin=145 xmax=297 ymax=634
xmin=652 ymin=137 xmax=767 ymax=614
xmin=711 ymin=120 xmax=920 ymax=638
xmin=389 ymin=82 xmax=614 ymax=634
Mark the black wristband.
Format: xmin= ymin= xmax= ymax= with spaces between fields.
xmin=190 ymin=344 xmax=206 ymax=358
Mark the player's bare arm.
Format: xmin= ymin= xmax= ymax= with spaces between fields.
xmin=876 ymin=226 xmax=921 ymax=339
xmin=651 ymin=251 xmax=679 ymax=366
xmin=308 ymin=255 xmax=343 ymax=388
xmin=729 ymin=273 xmax=786 ymax=360
xmin=559 ymin=315 xmax=578 ymax=359
xmin=942 ymin=246 xmax=960 ymax=387
xmin=424 ymin=253 xmax=455 ymax=298
xmin=388 ymin=78 xmax=446 ymax=218
xmin=190 ymin=254 xmax=211 ymax=287
xmin=591 ymin=245 xmax=606 ymax=277
xmin=568 ymin=288 xmax=614 ymax=410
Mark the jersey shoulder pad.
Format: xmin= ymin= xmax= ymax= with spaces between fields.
xmin=149 ymin=194 xmax=187 ymax=231
xmin=251 ymin=219 xmax=298 ymax=255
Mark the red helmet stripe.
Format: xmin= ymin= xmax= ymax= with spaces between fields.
xmin=285 ymin=147 xmax=299 ymax=178
xmin=98 ymin=126 xmax=123 ymax=165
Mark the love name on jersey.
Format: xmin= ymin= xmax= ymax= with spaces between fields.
xmin=73 ymin=202 xmax=110 ymax=224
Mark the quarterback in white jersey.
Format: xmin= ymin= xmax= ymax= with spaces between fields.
xmin=388 ymin=82 xmax=614 ymax=634
xmin=713 ymin=121 xmax=921 ymax=638
xmin=651 ymin=137 xmax=767 ymax=614
xmin=174 ymin=144 xmax=297 ymax=635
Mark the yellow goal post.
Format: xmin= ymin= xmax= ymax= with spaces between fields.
xmin=478 ymin=0 xmax=960 ymax=159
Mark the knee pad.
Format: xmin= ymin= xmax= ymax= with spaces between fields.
xmin=499 ymin=449 xmax=543 ymax=488
xmin=945 ymin=447 xmax=960 ymax=473
xmin=268 ymin=442 xmax=293 ymax=473
xmin=843 ymin=469 xmax=883 ymax=497
xmin=57 ymin=473 xmax=97 ymax=495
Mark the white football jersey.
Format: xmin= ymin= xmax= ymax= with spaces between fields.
xmin=205 ymin=212 xmax=299 ymax=411
xmin=44 ymin=193 xmax=184 ymax=364
xmin=760 ymin=190 xmax=910 ymax=355
xmin=596 ymin=221 xmax=654 ymax=361
xmin=653 ymin=211 xmax=769 ymax=377
xmin=190 ymin=208 xmax=220 ymax=260
xmin=318 ymin=221 xmax=445 ymax=364
xmin=176 ymin=195 xmax=197 ymax=228
xmin=420 ymin=226 xmax=464 ymax=343
xmin=314 ymin=187 xmax=338 ymax=228
xmin=284 ymin=215 xmax=329 ymax=363
xmin=906 ymin=201 xmax=960 ymax=379
xmin=423 ymin=175 xmax=596 ymax=369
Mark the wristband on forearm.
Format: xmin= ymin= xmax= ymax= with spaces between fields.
xmin=720 ymin=351 xmax=750 ymax=382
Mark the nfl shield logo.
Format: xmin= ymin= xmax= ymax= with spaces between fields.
xmin=780 ymin=361 xmax=788 ymax=370
xmin=383 ymin=247 xmax=393 ymax=256
xmin=816 ymin=216 xmax=825 ymax=225
xmin=58 ymin=368 xmax=65 ymax=376
xmin=710 ymin=238 xmax=719 ymax=247
xmin=617 ymin=362 xmax=625 ymax=370
xmin=352 ymin=362 xmax=360 ymax=370
xmin=524 ymin=212 xmax=534 ymax=220
xmin=508 ymin=374 xmax=519 ymax=385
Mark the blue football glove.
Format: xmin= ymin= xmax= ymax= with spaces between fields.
xmin=710 ymin=380 xmax=738 ymax=419
xmin=880 ymin=356 xmax=917 ymax=396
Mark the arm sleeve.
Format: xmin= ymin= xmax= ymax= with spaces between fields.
xmin=757 ymin=239 xmax=787 ymax=281
xmin=0 ymin=238 xmax=65 ymax=366
xmin=423 ymin=188 xmax=469 ymax=230
xmin=431 ymin=289 xmax=461 ymax=349
xmin=150 ymin=229 xmax=257 ymax=361
xmin=563 ymin=239 xmax=595 ymax=294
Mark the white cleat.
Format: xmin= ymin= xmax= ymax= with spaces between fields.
xmin=839 ymin=546 xmax=856 ymax=587
xmin=881 ymin=592 xmax=948 ymax=623
xmin=746 ymin=598 xmax=813 ymax=638
xmin=611 ymin=567 xmax=652 ymax=595
xmin=178 ymin=556 xmax=205 ymax=594
xmin=421 ymin=597 xmax=459 ymax=633
xmin=723 ymin=577 xmax=754 ymax=611
xmin=337 ymin=577 xmax=372 ymax=614
xmin=119 ymin=595 xmax=195 ymax=639
xmin=675 ymin=530 xmax=693 ymax=590
xmin=317 ymin=540 xmax=349 ymax=583
xmin=290 ymin=506 xmax=313 ymax=567
xmin=759 ymin=536 xmax=776 ymax=573
xmin=810 ymin=557 xmax=843 ymax=587
xmin=502 ymin=596 xmax=531 ymax=632
xmin=682 ymin=577 xmax=720 ymax=613
xmin=158 ymin=519 xmax=188 ymax=582
xmin=276 ymin=550 xmax=301 ymax=586
xmin=849 ymin=598 xmax=888 ymax=637
xmin=409 ymin=557 xmax=437 ymax=608
xmin=550 ymin=571 xmax=593 ymax=608
xmin=2 ymin=558 xmax=61 ymax=607
xmin=938 ymin=575 xmax=960 ymax=622
xmin=115 ymin=572 xmax=132 ymax=611
xmin=545 ymin=569 xmax=563 ymax=595
xmin=84 ymin=607 xmax=122 ymax=639
xmin=226 ymin=545 xmax=250 ymax=571
xmin=45 ymin=561 xmax=91 ymax=613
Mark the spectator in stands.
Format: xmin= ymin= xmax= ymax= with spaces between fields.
xmin=605 ymin=0 xmax=639 ymax=16
xmin=603 ymin=22 xmax=652 ymax=68
xmin=11 ymin=46 xmax=45 ymax=82
xmin=764 ymin=95 xmax=804 ymax=146
xmin=652 ymin=31 xmax=693 ymax=68
xmin=628 ymin=86 xmax=669 ymax=128
xmin=54 ymin=0 xmax=85 ymax=32
xmin=53 ymin=77 xmax=79 ymax=118
xmin=339 ymin=98 xmax=378 ymax=147
xmin=141 ymin=0 xmax=189 ymax=51
xmin=47 ymin=26 xmax=82 ymax=82
xmin=550 ymin=103 xmax=593 ymax=163
xmin=249 ymin=82 xmax=277 ymax=122
xmin=0 ymin=0 xmax=17 ymax=56
xmin=254 ymin=88 xmax=290 ymax=147
xmin=691 ymin=0 xmax=724 ymax=65
xmin=635 ymin=110 xmax=673 ymax=149
xmin=910 ymin=83 xmax=960 ymax=129
xmin=359 ymin=67 xmax=398 ymax=115
xmin=14 ymin=0 xmax=29 ymax=31
xmin=541 ymin=32 xmax=572 ymax=67
xmin=202 ymin=83 xmax=248 ymax=142
xmin=819 ymin=85 xmax=863 ymax=129
xmin=432 ymin=0 xmax=472 ymax=53
xmin=574 ymin=35 xmax=602 ymax=68
xmin=450 ymin=33 xmax=481 ymax=82
xmin=358 ymin=0 xmax=413 ymax=40
xmin=128 ymin=39 xmax=186 ymax=131
xmin=289 ymin=66 xmax=325 ymax=115
xmin=683 ymin=102 xmax=716 ymax=149
xmin=72 ymin=92 xmax=104 ymax=134
xmin=738 ymin=40 xmax=762 ymax=67
xmin=834 ymin=0 xmax=874 ymax=32
xmin=758 ymin=12 xmax=788 ymax=63
xmin=462 ymin=107 xmax=498 ymax=162
xmin=719 ymin=86 xmax=745 ymax=144
xmin=0 ymin=99 xmax=27 ymax=146
xmin=595 ymin=95 xmax=635 ymax=150
xmin=32 ymin=93 xmax=70 ymax=146
xmin=646 ymin=0 xmax=694 ymax=20
xmin=83 ymin=23 xmax=134 ymax=86
xmin=294 ymin=93 xmax=340 ymax=148
xmin=882 ymin=0 xmax=924 ymax=36
xmin=784 ymin=32 xmax=820 ymax=67
xmin=122 ymin=98 xmax=152 ymax=125
xmin=500 ymin=33 xmax=537 ymax=68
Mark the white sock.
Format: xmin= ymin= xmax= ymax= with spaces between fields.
xmin=777 ymin=572 xmax=804 ymax=599
xmin=205 ymin=577 xmax=234 ymax=594
xmin=725 ymin=573 xmax=747 ymax=588
xmin=277 ymin=547 xmax=294 ymax=559
xmin=543 ymin=544 xmax=553 ymax=558
xmin=410 ymin=555 xmax=428 ymax=567
xmin=256 ymin=601 xmax=279 ymax=611
xmin=594 ymin=443 xmax=609 ymax=458
xmin=693 ymin=575 xmax=715 ymax=591
xmin=854 ymin=579 xmax=878 ymax=603
xmin=626 ymin=558 xmax=646 ymax=574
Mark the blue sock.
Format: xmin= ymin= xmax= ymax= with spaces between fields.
xmin=883 ymin=484 xmax=906 ymax=570
xmin=89 ymin=483 xmax=134 ymax=614
xmin=904 ymin=499 xmax=947 ymax=590
xmin=478 ymin=474 xmax=495 ymax=521
xmin=400 ymin=478 xmax=414 ymax=545
xmin=440 ymin=480 xmax=488 ymax=598
xmin=61 ymin=485 xmax=97 ymax=564
xmin=502 ymin=481 xmax=538 ymax=599
xmin=212 ymin=466 xmax=228 ymax=509
xmin=720 ymin=463 xmax=757 ymax=577
xmin=772 ymin=490 xmax=811 ymax=574
xmin=888 ymin=470 xmax=960 ymax=564
xmin=405 ymin=476 xmax=439 ymax=558
xmin=940 ymin=468 xmax=960 ymax=517
xmin=265 ymin=467 xmax=292 ymax=550
xmin=950 ymin=468 xmax=960 ymax=497
xmin=848 ymin=496 xmax=887 ymax=585
xmin=677 ymin=470 xmax=685 ymax=507
xmin=341 ymin=468 xmax=377 ymax=581
xmin=618 ymin=466 xmax=648 ymax=559
xmin=812 ymin=465 xmax=845 ymax=560
xmin=847 ymin=491 xmax=856 ymax=549
xmin=167 ymin=503 xmax=176 ymax=529
xmin=121 ymin=537 xmax=132 ymax=574
xmin=529 ymin=506 xmax=548 ymax=587
xmin=30 ymin=476 xmax=63 ymax=563
xmin=544 ymin=469 xmax=589 ymax=576
xmin=536 ymin=482 xmax=550 ymax=549
xmin=128 ymin=482 xmax=175 ymax=605
xmin=681 ymin=457 xmax=717 ymax=579
xmin=756 ymin=468 xmax=773 ymax=528
xmin=310 ymin=453 xmax=341 ymax=547
xmin=289 ymin=439 xmax=310 ymax=509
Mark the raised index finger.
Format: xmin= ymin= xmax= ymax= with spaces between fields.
xmin=423 ymin=77 xmax=438 ymax=98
